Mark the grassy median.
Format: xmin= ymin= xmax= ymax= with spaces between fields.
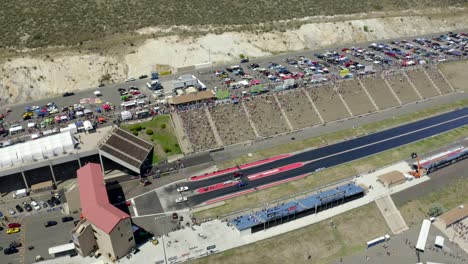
xmin=192 ymin=203 xmax=389 ymax=264
xmin=398 ymin=178 xmax=468 ymax=228
xmin=219 ymin=98 xmax=468 ymax=169
xmin=195 ymin=125 xmax=468 ymax=220
xmin=122 ymin=115 xmax=182 ymax=164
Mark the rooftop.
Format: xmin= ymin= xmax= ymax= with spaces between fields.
xmin=231 ymin=183 xmax=364 ymax=231
xmin=439 ymin=204 xmax=468 ymax=227
xmin=77 ymin=163 xmax=130 ymax=234
xmin=99 ymin=127 xmax=153 ymax=173
xmin=169 ymin=90 xmax=215 ymax=105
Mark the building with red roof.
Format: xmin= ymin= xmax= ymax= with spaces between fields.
xmin=72 ymin=163 xmax=135 ymax=261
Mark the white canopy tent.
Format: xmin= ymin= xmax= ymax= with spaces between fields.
xmin=0 ymin=131 xmax=77 ymax=168
xmin=83 ymin=120 xmax=94 ymax=131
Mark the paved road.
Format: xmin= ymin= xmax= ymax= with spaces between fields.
xmin=181 ymin=107 xmax=468 ymax=206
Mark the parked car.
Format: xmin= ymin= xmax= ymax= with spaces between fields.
xmin=7 ymin=223 xmax=21 ymax=228
xmin=125 ymin=77 xmax=136 ymax=82
xmin=51 ymin=196 xmax=61 ymax=205
xmin=23 ymin=202 xmax=32 ymax=212
xmin=175 ymin=197 xmax=188 ymax=203
xmin=30 ymin=201 xmax=40 ymax=210
xmin=8 ymin=208 xmax=15 ymax=215
xmin=6 ymin=228 xmax=20 ymax=234
xmin=15 ymin=204 xmax=24 ymax=213
xmin=39 ymin=200 xmax=48 ymax=208
xmin=3 ymin=247 xmax=18 ymax=255
xmin=44 ymin=221 xmax=57 ymax=227
xmin=46 ymin=199 xmax=55 ymax=207
xmin=62 ymin=91 xmax=74 ymax=97
xmin=172 ymin=212 xmax=178 ymax=220
xmin=139 ymin=75 xmax=148 ymax=79
xmin=9 ymin=241 xmax=22 ymax=248
xmin=62 ymin=216 xmax=74 ymax=223
xmin=177 ymin=186 xmax=189 ymax=192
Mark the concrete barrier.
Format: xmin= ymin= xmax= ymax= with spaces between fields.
xmin=194 ymin=62 xmax=213 ymax=70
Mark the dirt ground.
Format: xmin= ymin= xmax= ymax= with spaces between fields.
xmin=192 ymin=203 xmax=389 ymax=264
xmin=276 ymin=89 xmax=322 ymax=130
xmin=385 ymin=72 xmax=420 ymax=104
xmin=307 ymin=84 xmax=350 ymax=122
xmin=439 ymin=60 xmax=468 ymax=92
xmin=210 ymin=103 xmax=256 ymax=145
xmin=360 ymin=75 xmax=400 ymax=109
xmin=336 ymin=79 xmax=375 ymax=116
xmin=244 ymin=94 xmax=290 ymax=137
xmin=405 ymin=68 xmax=440 ymax=99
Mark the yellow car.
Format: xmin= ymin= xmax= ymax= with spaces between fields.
xmin=6 ymin=228 xmax=20 ymax=234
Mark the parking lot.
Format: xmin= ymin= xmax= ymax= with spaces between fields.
xmin=0 ymin=190 xmax=78 ymax=264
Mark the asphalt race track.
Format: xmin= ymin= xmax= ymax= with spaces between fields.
xmin=184 ymin=107 xmax=468 ymax=206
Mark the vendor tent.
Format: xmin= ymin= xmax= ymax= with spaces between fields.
xmin=83 ymin=120 xmax=94 ymax=131
xmin=121 ymin=111 xmax=133 ymax=121
xmin=0 ymin=131 xmax=77 ymax=168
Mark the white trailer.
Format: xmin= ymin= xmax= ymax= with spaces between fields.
xmin=13 ymin=189 xmax=28 ymax=198
xmin=416 ymin=219 xmax=431 ymax=252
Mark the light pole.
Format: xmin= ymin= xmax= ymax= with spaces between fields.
xmin=161 ymin=233 xmax=168 ymax=264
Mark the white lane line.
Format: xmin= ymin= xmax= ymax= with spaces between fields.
xmin=302 ymin=114 xmax=468 ymax=165
xmin=132 ymin=209 xmax=192 ymax=219
xmin=127 ymin=189 xmax=157 ymax=201
xmin=131 ymin=198 xmax=139 ymax=217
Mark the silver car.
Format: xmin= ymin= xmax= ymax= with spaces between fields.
xmin=8 ymin=208 xmax=15 ymax=215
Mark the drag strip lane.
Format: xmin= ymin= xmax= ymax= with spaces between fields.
xmin=185 ymin=108 xmax=468 ymax=190
xmin=188 ymin=113 xmax=468 ymax=206
xmin=247 ymin=162 xmax=304 ymax=181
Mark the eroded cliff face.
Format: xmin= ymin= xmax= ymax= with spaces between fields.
xmin=1 ymin=10 xmax=467 ymax=106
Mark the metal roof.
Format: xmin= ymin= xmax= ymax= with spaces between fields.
xmin=231 ymin=183 xmax=364 ymax=231
xmin=77 ymin=163 xmax=130 ymax=234
xmin=99 ymin=127 xmax=153 ymax=173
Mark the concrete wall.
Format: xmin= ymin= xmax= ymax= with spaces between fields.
xmin=24 ymin=165 xmax=54 ymax=186
xmin=65 ymin=182 xmax=80 ymax=213
xmin=53 ymin=160 xmax=81 ymax=184
xmin=93 ymin=218 xmax=134 ymax=261
xmin=73 ymin=221 xmax=96 ymax=257
xmin=110 ymin=218 xmax=135 ymax=260
xmin=0 ymin=173 xmax=26 ymax=196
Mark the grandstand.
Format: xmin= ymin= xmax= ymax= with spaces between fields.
xmin=179 ymin=108 xmax=218 ymax=151
xmin=385 ymin=72 xmax=420 ymax=104
xmin=99 ymin=127 xmax=153 ymax=173
xmin=176 ymin=65 xmax=456 ymax=153
xmin=230 ymin=183 xmax=365 ymax=235
xmin=210 ymin=103 xmax=256 ymax=145
xmin=245 ymin=94 xmax=289 ymax=137
xmin=275 ymin=89 xmax=321 ymax=129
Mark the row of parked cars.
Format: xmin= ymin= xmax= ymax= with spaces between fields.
xmin=6 ymin=196 xmax=61 ymax=216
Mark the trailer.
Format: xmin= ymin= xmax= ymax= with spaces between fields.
xmin=13 ymin=189 xmax=28 ymax=198
xmin=416 ymin=219 xmax=431 ymax=252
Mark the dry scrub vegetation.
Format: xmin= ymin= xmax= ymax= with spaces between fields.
xmin=0 ymin=0 xmax=466 ymax=48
